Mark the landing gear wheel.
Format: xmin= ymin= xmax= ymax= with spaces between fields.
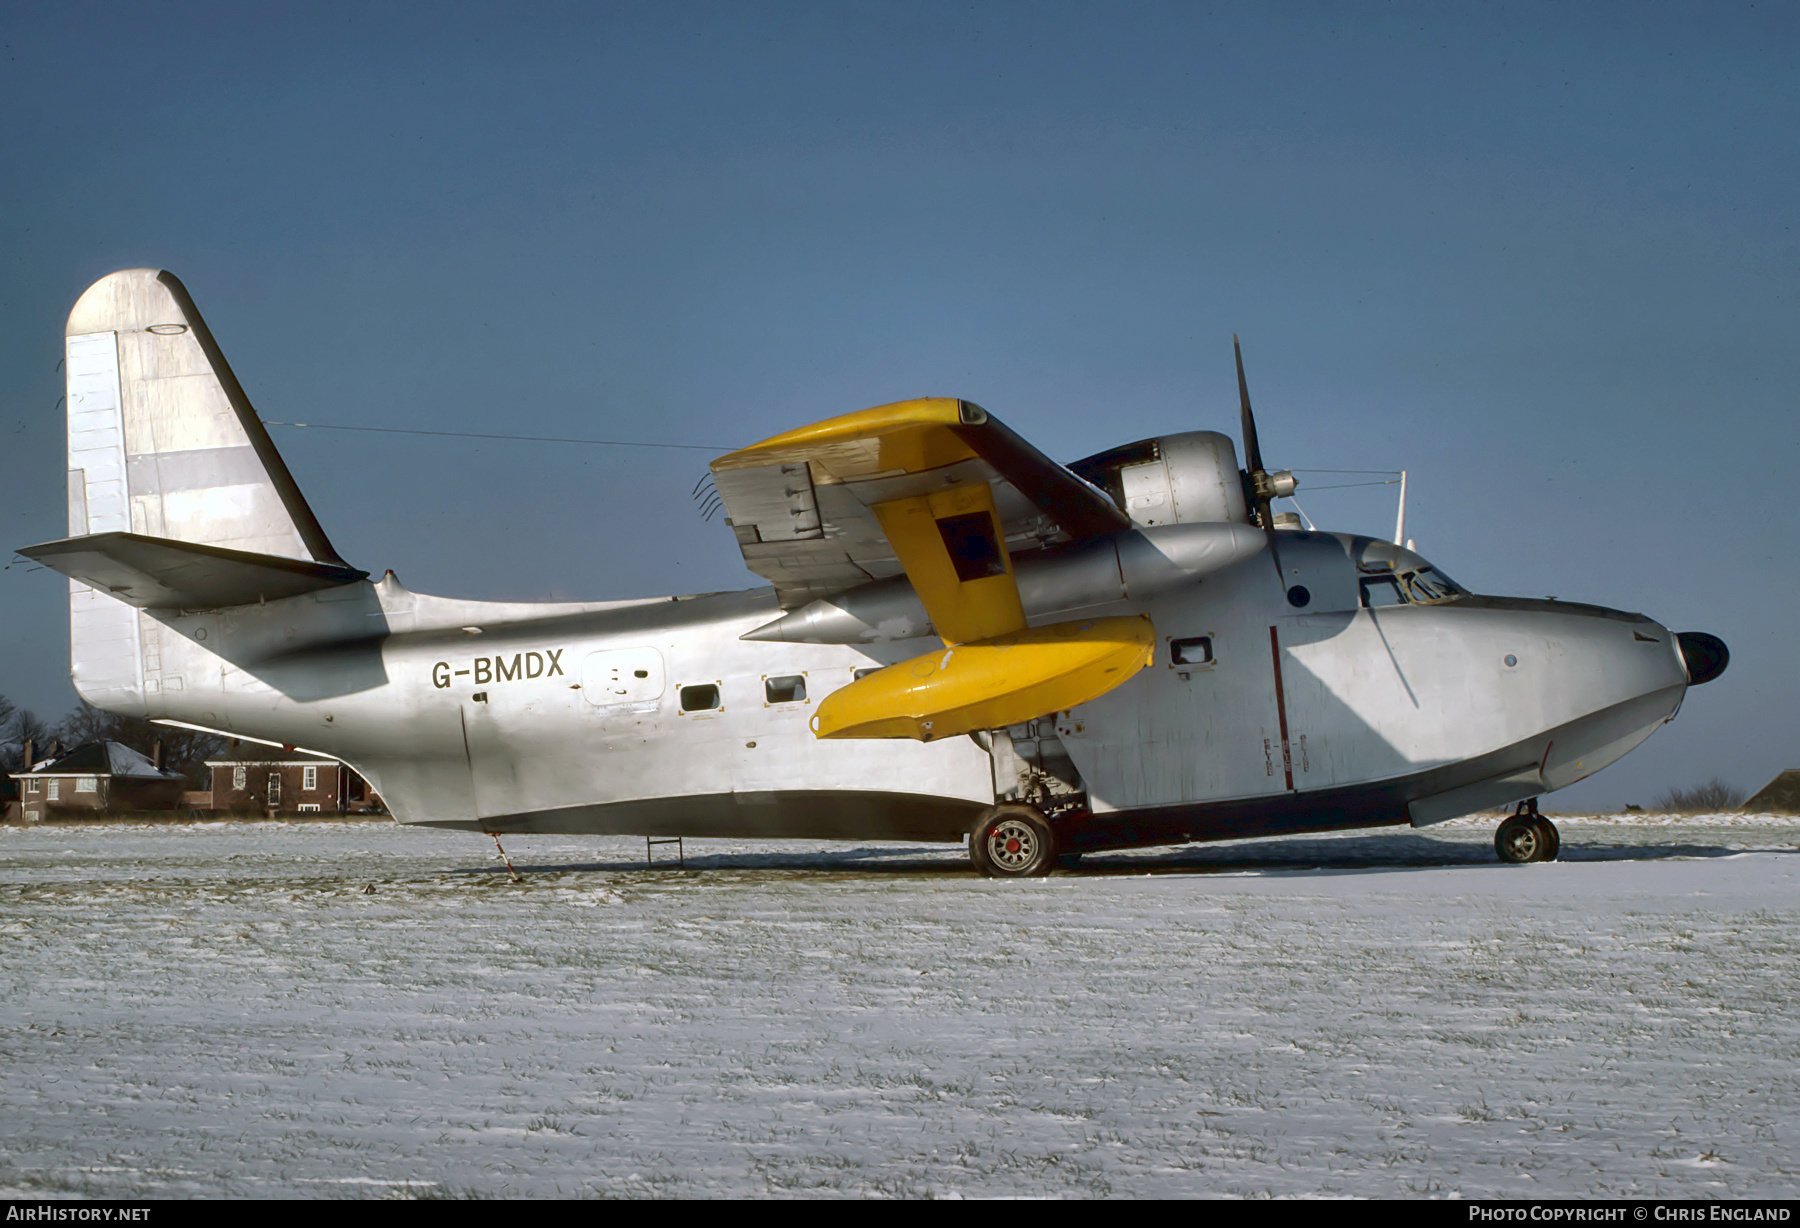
xmin=1535 ymin=815 xmax=1561 ymax=861
xmin=970 ymin=804 xmax=1058 ymax=878
xmin=1494 ymin=810 xmax=1560 ymax=863
xmin=1494 ymin=815 xmax=1542 ymax=863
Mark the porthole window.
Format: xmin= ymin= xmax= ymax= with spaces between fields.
xmin=679 ymin=683 xmax=722 ymax=713
xmin=764 ymin=674 xmax=807 ymax=704
xmin=1170 ymin=636 xmax=1214 ymax=667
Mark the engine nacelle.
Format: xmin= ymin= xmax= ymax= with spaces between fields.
xmin=1068 ymin=430 xmax=1249 ymax=527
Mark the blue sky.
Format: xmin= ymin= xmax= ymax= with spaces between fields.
xmin=3 ymin=1 xmax=1795 ymax=807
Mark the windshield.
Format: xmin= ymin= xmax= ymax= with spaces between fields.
xmin=1353 ymin=539 xmax=1468 ymax=609
xmin=1401 ymin=566 xmax=1462 ymax=603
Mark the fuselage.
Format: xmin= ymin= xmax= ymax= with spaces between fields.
xmin=110 ymin=528 xmax=1692 ymax=851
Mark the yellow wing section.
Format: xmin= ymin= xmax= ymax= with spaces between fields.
xmin=713 ymin=397 xmax=979 ymax=480
xmin=713 ymin=399 xmax=1151 ymax=741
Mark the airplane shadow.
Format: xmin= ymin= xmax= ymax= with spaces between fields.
xmin=451 ymin=844 xmax=974 ymax=879
xmin=1068 ymin=835 xmax=1796 ymax=878
xmin=449 ymin=832 xmax=1798 ymax=881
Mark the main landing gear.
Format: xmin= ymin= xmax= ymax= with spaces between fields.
xmin=1494 ymin=798 xmax=1560 ymax=864
xmin=970 ymin=803 xmax=1060 ymax=878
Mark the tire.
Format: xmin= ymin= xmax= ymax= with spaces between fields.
xmin=1533 ymin=815 xmax=1561 ymax=862
xmin=1495 ymin=813 xmax=1549 ymax=863
xmin=970 ymin=804 xmax=1058 ymax=878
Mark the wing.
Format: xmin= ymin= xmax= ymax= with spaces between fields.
xmin=710 ymin=399 xmax=1129 ymax=619
xmin=713 ymin=400 xmax=1153 ymax=742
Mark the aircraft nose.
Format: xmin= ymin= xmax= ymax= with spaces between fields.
xmin=1676 ymin=631 xmax=1729 ymax=686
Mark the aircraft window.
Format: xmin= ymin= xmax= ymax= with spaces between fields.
xmin=853 ymin=667 xmax=883 ymax=682
xmin=765 ymin=674 xmax=807 ymax=704
xmin=1360 ymin=577 xmax=1405 ymax=608
xmin=1170 ymin=636 xmax=1214 ymax=666
xmin=1401 ymin=567 xmax=1463 ymax=603
xmin=679 ymin=683 xmax=721 ymax=713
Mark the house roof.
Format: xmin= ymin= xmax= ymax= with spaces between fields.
xmin=19 ymin=741 xmax=184 ymax=780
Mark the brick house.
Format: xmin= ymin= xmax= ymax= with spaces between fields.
xmin=204 ymin=750 xmax=382 ymax=815
xmin=11 ymin=741 xmax=186 ymax=822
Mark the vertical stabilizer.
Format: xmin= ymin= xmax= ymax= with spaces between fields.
xmin=61 ymin=269 xmax=347 ymax=709
xmin=64 ymin=269 xmax=345 ymax=563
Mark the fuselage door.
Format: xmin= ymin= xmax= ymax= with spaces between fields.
xmin=581 ymin=647 xmax=666 ymax=711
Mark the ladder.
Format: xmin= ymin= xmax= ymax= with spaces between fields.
xmin=644 ymin=836 xmax=684 ymax=868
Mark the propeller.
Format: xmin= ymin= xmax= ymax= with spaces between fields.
xmin=1232 ymin=336 xmax=1297 ymax=532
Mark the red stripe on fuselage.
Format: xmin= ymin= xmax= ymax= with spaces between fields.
xmin=1269 ymin=625 xmax=1294 ymax=792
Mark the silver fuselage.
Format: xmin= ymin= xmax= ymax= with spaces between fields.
xmin=99 ymin=529 xmax=1690 ymax=848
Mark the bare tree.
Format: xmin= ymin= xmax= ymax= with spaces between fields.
xmin=1654 ymin=777 xmax=1746 ymax=813
xmin=0 ymin=694 xmax=53 ymax=770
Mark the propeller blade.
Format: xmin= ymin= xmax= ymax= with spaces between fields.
xmin=1234 ymin=335 xmax=1273 ymax=532
xmin=1234 ymin=335 xmax=1265 ymax=477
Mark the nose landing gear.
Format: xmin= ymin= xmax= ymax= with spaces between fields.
xmin=1494 ymin=798 xmax=1560 ymax=863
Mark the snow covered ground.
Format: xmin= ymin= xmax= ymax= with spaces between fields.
xmin=1 ymin=814 xmax=1796 ymax=1199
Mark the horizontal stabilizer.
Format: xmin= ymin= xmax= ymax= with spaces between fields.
xmin=20 ymin=531 xmax=368 ymax=610
xmin=813 ymin=615 xmax=1154 ymax=741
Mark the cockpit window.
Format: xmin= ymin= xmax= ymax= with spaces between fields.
xmin=1360 ymin=577 xmax=1405 ymax=608
xmin=1350 ymin=539 xmax=1470 ymax=608
xmin=1360 ymin=567 xmax=1465 ymax=608
xmin=1401 ymin=567 xmax=1463 ymax=603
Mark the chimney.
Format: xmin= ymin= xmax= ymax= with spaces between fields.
xmin=21 ymin=738 xmax=33 ymax=772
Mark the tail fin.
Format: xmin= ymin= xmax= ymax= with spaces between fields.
xmin=63 ymin=268 xmax=347 ymax=564
xmin=44 ymin=269 xmax=358 ymax=710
